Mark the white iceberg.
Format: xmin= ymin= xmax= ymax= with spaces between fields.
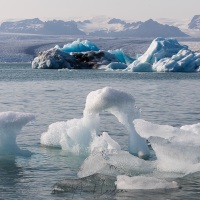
xmin=0 ymin=111 xmax=35 ymax=156
xmin=127 ymin=37 xmax=200 ymax=72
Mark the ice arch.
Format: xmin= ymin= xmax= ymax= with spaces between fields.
xmin=41 ymin=87 xmax=150 ymax=159
xmin=84 ymin=87 xmax=150 ymax=158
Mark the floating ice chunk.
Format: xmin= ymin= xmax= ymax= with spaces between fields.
xmin=90 ymin=132 xmax=121 ymax=152
xmin=106 ymin=62 xmax=127 ymax=70
xmin=116 ymin=175 xmax=178 ymax=190
xmin=181 ymin=123 xmax=200 ymax=135
xmin=134 ymin=119 xmax=181 ymax=139
xmin=149 ymin=137 xmax=200 ymax=174
xmin=0 ymin=111 xmax=35 ymax=156
xmin=108 ymin=49 xmax=135 ymax=64
xmin=134 ymin=119 xmax=200 ymax=146
xmin=61 ymin=39 xmax=99 ymax=53
xmin=78 ymin=150 xmax=154 ymax=178
xmin=41 ymin=87 xmax=149 ymax=158
xmin=127 ymin=37 xmax=189 ymax=72
xmin=41 ymin=115 xmax=99 ymax=154
xmin=153 ymin=49 xmax=200 ymax=72
xmin=126 ymin=62 xmax=153 ymax=72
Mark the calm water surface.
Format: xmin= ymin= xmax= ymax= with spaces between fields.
xmin=0 ymin=63 xmax=200 ymax=199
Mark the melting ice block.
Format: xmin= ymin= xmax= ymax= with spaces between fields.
xmin=78 ymin=150 xmax=154 ymax=178
xmin=41 ymin=87 xmax=150 ymax=158
xmin=0 ymin=111 xmax=35 ymax=156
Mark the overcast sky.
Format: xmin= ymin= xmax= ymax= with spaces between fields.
xmin=0 ymin=0 xmax=199 ymax=22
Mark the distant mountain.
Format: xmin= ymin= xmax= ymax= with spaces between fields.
xmin=0 ymin=17 xmax=188 ymax=37
xmin=42 ymin=20 xmax=85 ymax=35
xmin=90 ymin=19 xmax=188 ymax=37
xmin=0 ymin=18 xmax=85 ymax=35
xmin=0 ymin=18 xmax=43 ymax=34
xmin=188 ymin=15 xmax=200 ymax=29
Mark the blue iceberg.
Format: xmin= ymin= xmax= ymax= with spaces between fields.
xmin=108 ymin=49 xmax=135 ymax=65
xmin=60 ymin=39 xmax=99 ymax=53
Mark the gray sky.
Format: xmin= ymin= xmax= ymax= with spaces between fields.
xmin=0 ymin=0 xmax=199 ymax=22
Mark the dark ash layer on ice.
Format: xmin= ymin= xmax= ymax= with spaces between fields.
xmin=32 ymin=48 xmax=119 ymax=69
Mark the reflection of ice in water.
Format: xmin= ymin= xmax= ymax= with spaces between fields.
xmin=41 ymin=87 xmax=200 ymax=190
xmin=0 ymin=111 xmax=35 ymax=156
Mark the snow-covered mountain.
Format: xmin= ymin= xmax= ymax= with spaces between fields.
xmin=188 ymin=15 xmax=200 ymax=30
xmin=87 ymin=18 xmax=188 ymax=37
xmin=0 ymin=18 xmax=85 ymax=35
xmin=0 ymin=17 xmax=189 ymax=37
xmin=157 ymin=16 xmax=200 ymax=37
xmin=0 ymin=18 xmax=44 ymax=34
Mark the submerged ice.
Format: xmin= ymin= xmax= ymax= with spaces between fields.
xmin=116 ymin=175 xmax=178 ymax=190
xmin=0 ymin=111 xmax=35 ymax=156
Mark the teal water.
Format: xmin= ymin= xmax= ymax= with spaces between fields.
xmin=0 ymin=63 xmax=200 ymax=199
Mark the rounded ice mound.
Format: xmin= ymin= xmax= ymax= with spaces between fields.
xmin=0 ymin=111 xmax=35 ymax=156
xmin=116 ymin=175 xmax=178 ymax=190
xmin=84 ymin=87 xmax=138 ymax=124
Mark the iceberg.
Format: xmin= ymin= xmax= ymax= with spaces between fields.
xmin=0 ymin=111 xmax=35 ymax=156
xmin=32 ymin=37 xmax=200 ymax=72
xmin=60 ymin=39 xmax=99 ymax=53
xmin=108 ymin=49 xmax=135 ymax=65
xmin=153 ymin=49 xmax=200 ymax=72
xmin=127 ymin=37 xmax=200 ymax=72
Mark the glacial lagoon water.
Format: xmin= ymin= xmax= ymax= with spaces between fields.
xmin=0 ymin=63 xmax=200 ymax=199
